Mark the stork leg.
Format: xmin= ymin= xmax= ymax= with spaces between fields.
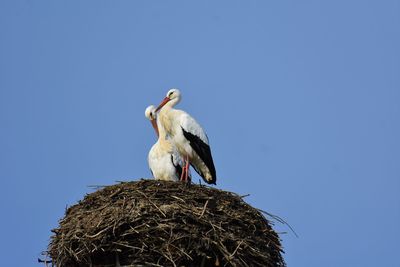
xmin=180 ymin=156 xmax=189 ymax=182
xmin=184 ymin=155 xmax=190 ymax=183
xmin=180 ymin=163 xmax=186 ymax=181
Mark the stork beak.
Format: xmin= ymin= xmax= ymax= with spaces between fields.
xmin=151 ymin=119 xmax=159 ymax=137
xmin=155 ymin=97 xmax=170 ymax=112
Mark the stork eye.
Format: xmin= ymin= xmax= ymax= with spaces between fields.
xmin=168 ymin=92 xmax=173 ymax=97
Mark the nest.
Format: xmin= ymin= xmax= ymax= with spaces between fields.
xmin=49 ymin=180 xmax=285 ymax=267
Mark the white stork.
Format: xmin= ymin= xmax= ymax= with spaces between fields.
xmin=155 ymin=89 xmax=216 ymax=184
xmin=145 ymin=105 xmax=190 ymax=181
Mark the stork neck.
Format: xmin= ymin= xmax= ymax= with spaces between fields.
xmin=159 ymin=104 xmax=174 ymax=123
xmin=158 ymin=104 xmax=179 ymax=138
xmin=156 ymin=117 xmax=168 ymax=140
xmin=167 ymin=96 xmax=180 ymax=109
xmin=156 ymin=119 xmax=173 ymax=151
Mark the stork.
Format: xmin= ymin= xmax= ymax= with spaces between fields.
xmin=155 ymin=89 xmax=216 ymax=184
xmin=145 ymin=105 xmax=190 ymax=181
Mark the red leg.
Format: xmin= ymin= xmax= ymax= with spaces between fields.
xmin=184 ymin=156 xmax=190 ymax=183
xmin=180 ymin=162 xmax=186 ymax=181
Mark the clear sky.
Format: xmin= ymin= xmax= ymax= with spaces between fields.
xmin=1 ymin=1 xmax=399 ymax=266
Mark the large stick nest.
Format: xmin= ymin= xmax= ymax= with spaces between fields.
xmin=49 ymin=180 xmax=285 ymax=267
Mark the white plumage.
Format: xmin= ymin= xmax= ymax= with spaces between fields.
xmin=145 ymin=105 xmax=189 ymax=181
xmin=156 ymin=89 xmax=216 ymax=184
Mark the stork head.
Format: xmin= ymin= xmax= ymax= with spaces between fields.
xmin=166 ymin=88 xmax=181 ymax=100
xmin=145 ymin=105 xmax=159 ymax=137
xmin=155 ymin=88 xmax=181 ymax=112
xmin=145 ymin=105 xmax=157 ymax=120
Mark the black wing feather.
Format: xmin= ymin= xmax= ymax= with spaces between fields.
xmin=182 ymin=127 xmax=216 ymax=184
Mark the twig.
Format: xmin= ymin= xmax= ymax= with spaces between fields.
xmin=37 ymin=258 xmax=52 ymax=264
xmin=87 ymin=185 xmax=108 ymax=189
xmin=257 ymin=209 xmax=298 ymax=238
xmin=85 ymin=226 xmax=111 ymax=238
xmin=110 ymin=188 xmax=122 ymax=198
xmin=136 ymin=190 xmax=167 ymax=217
xmin=144 ymin=262 xmax=164 ymax=267
xmin=170 ymin=195 xmax=185 ymax=203
xmin=229 ymin=240 xmax=244 ymax=258
xmin=170 ymin=244 xmax=193 ymax=261
xmin=199 ymin=199 xmax=209 ymax=218
xmin=112 ymin=241 xmax=142 ymax=250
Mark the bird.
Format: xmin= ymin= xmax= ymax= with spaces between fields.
xmin=155 ymin=89 xmax=216 ymax=184
xmin=145 ymin=105 xmax=190 ymax=181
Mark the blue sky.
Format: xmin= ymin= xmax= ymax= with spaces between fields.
xmin=1 ymin=1 xmax=399 ymax=266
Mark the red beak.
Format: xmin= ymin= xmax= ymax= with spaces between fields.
xmin=155 ymin=97 xmax=170 ymax=112
xmin=151 ymin=119 xmax=159 ymax=137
